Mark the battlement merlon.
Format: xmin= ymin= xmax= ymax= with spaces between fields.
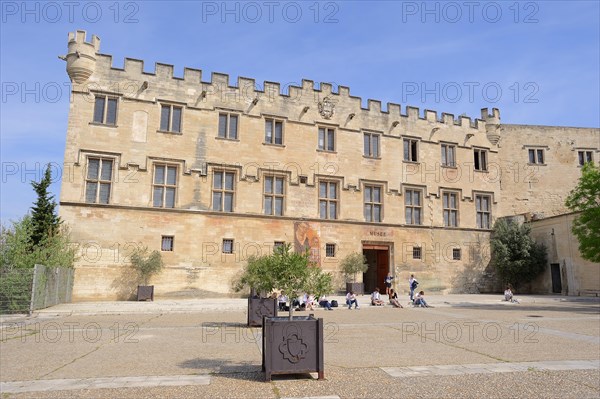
xmin=68 ymin=30 xmax=100 ymax=52
xmin=66 ymin=30 xmax=495 ymax=133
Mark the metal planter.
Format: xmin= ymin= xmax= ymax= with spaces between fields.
xmin=247 ymin=297 xmax=278 ymax=327
xmin=262 ymin=315 xmax=324 ymax=381
xmin=137 ymin=285 xmax=154 ymax=301
xmin=346 ymin=282 xmax=364 ymax=295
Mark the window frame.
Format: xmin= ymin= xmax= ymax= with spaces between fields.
xmin=528 ymin=148 xmax=545 ymax=165
xmin=404 ymin=188 xmax=422 ymax=225
xmin=161 ymin=236 xmax=174 ymax=252
xmin=263 ymin=175 xmax=285 ymax=216
xmin=578 ymin=150 xmax=593 ymax=166
xmin=364 ymin=184 xmax=383 ymax=223
xmin=92 ymin=95 xmax=118 ymax=126
xmin=475 ymin=194 xmax=492 ymax=229
xmin=441 ymin=143 xmax=456 ymax=167
xmin=152 ymin=163 xmax=178 ymax=208
xmin=403 ymin=138 xmax=419 ymax=162
xmin=222 ymin=239 xmax=234 ymax=254
xmin=319 ymin=180 xmax=339 ymax=220
xmin=363 ymin=131 xmax=381 ymax=158
xmin=412 ymin=246 xmax=422 ymax=260
xmin=218 ymin=112 xmax=239 ymax=140
xmin=317 ymin=126 xmax=336 ymax=152
xmin=452 ymin=248 xmax=461 ymax=260
xmin=212 ymin=170 xmax=236 ymax=212
xmin=159 ymin=104 xmax=183 ymax=133
xmin=264 ymin=118 xmax=284 ymax=145
xmin=442 ymin=191 xmax=459 ymax=227
xmin=473 ymin=148 xmax=488 ymax=171
xmin=325 ymin=243 xmax=336 ymax=258
xmin=85 ymin=157 xmax=114 ymax=204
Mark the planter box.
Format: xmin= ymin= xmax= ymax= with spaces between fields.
xmin=247 ymin=297 xmax=278 ymax=327
xmin=137 ymin=285 xmax=154 ymax=301
xmin=262 ymin=315 xmax=324 ymax=381
xmin=346 ymin=282 xmax=364 ymax=295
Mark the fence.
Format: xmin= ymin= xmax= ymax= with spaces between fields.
xmin=0 ymin=264 xmax=74 ymax=314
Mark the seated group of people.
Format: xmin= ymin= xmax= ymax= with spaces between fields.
xmin=276 ymin=292 xmax=335 ymax=311
xmin=368 ymin=287 xmax=432 ymax=308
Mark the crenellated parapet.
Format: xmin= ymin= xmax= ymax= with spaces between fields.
xmin=66 ymin=30 xmax=499 ymax=142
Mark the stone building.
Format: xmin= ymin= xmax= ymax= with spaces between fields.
xmin=59 ymin=31 xmax=600 ymax=300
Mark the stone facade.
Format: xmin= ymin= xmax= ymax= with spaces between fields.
xmin=529 ymin=213 xmax=600 ymax=296
xmin=59 ymin=31 xmax=600 ymax=300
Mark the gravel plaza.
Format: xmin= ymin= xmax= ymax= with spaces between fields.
xmin=1 ymin=294 xmax=599 ymax=398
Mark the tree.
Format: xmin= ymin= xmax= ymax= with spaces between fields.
xmin=234 ymin=244 xmax=333 ymax=320
xmin=30 ymin=165 xmax=61 ymax=246
xmin=565 ymin=162 xmax=600 ymax=262
xmin=130 ymin=247 xmax=164 ymax=285
xmin=340 ymin=252 xmax=368 ymax=283
xmin=1 ymin=216 xmax=76 ymax=269
xmin=490 ymin=218 xmax=547 ymax=290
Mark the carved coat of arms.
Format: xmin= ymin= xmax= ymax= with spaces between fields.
xmin=318 ymin=96 xmax=335 ymax=119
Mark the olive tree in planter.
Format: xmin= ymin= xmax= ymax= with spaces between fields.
xmin=234 ymin=254 xmax=278 ymax=327
xmin=340 ymin=252 xmax=368 ymax=295
xmin=131 ymin=247 xmax=163 ymax=301
xmin=237 ymin=244 xmax=333 ymax=381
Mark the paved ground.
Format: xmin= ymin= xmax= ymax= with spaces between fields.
xmin=1 ymin=294 xmax=599 ymax=398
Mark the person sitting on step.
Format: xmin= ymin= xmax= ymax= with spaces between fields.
xmin=371 ymin=288 xmax=385 ymax=306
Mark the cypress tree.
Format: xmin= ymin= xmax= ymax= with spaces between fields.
xmin=30 ymin=165 xmax=61 ymax=246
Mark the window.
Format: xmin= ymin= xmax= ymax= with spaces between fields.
xmin=264 ymin=175 xmax=284 ymax=216
xmin=578 ymin=151 xmax=593 ymax=166
xmin=265 ymin=119 xmax=283 ymax=145
xmin=528 ymin=149 xmax=545 ymax=164
xmin=363 ymin=132 xmax=380 ymax=158
xmin=413 ymin=247 xmax=422 ymax=260
xmin=325 ymin=243 xmax=336 ymax=258
xmin=319 ymin=181 xmax=338 ymax=220
xmin=153 ymin=164 xmax=177 ymax=208
xmin=213 ymin=171 xmax=235 ymax=212
xmin=403 ymin=139 xmax=418 ymax=162
xmin=473 ymin=148 xmax=488 ymax=171
xmin=85 ymin=158 xmax=113 ymax=204
xmin=160 ymin=104 xmax=182 ymax=133
xmin=318 ymin=127 xmax=335 ymax=151
xmin=222 ymin=239 xmax=234 ymax=254
xmin=218 ymin=113 xmax=238 ymax=139
xmin=274 ymin=241 xmax=285 ymax=251
xmin=452 ymin=248 xmax=461 ymax=260
xmin=441 ymin=143 xmax=456 ymax=167
xmin=475 ymin=194 xmax=492 ymax=229
xmin=93 ymin=96 xmax=117 ymax=125
xmin=443 ymin=192 xmax=458 ymax=227
xmin=161 ymin=236 xmax=174 ymax=252
xmin=364 ymin=185 xmax=382 ymax=222
xmin=404 ymin=189 xmax=422 ymax=225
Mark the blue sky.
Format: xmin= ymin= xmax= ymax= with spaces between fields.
xmin=1 ymin=0 xmax=599 ymax=223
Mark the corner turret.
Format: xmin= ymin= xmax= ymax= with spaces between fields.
xmin=65 ymin=30 xmax=100 ymax=84
xmin=481 ymin=108 xmax=501 ymax=144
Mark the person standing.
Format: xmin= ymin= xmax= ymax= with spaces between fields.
xmin=384 ymin=273 xmax=394 ymax=295
xmin=408 ymin=274 xmax=418 ymax=302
